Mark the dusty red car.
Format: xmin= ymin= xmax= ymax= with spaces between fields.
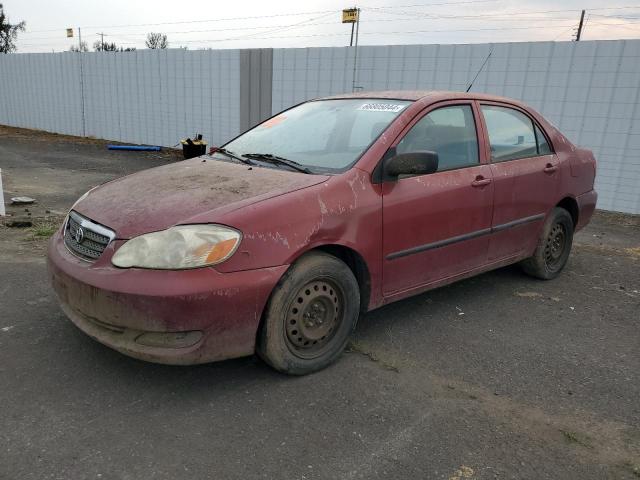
xmin=48 ymin=91 xmax=597 ymax=374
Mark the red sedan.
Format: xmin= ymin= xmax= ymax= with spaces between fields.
xmin=48 ymin=91 xmax=597 ymax=375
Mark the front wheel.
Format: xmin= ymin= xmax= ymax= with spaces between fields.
xmin=521 ymin=207 xmax=574 ymax=280
xmin=257 ymin=252 xmax=360 ymax=375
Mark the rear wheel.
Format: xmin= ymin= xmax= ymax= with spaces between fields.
xmin=257 ymin=252 xmax=360 ymax=375
xmin=521 ymin=207 xmax=574 ymax=280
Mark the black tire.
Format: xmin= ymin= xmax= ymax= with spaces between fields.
xmin=521 ymin=207 xmax=574 ymax=280
xmin=257 ymin=252 xmax=360 ymax=375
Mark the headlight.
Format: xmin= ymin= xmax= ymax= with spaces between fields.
xmin=112 ymin=224 xmax=241 ymax=269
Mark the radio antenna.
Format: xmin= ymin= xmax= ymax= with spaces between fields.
xmin=466 ymin=47 xmax=493 ymax=92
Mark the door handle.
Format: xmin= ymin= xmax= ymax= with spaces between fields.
xmin=543 ymin=163 xmax=558 ymax=173
xmin=471 ymin=176 xmax=492 ymax=187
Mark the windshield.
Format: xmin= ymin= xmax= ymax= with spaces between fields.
xmin=223 ymin=99 xmax=412 ymax=173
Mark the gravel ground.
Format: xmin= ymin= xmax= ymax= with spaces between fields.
xmin=1 ymin=125 xmax=639 ymax=480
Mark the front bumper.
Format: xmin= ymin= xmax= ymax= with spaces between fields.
xmin=48 ymin=230 xmax=288 ymax=365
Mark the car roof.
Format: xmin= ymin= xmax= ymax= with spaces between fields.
xmin=319 ymin=90 xmax=522 ymax=105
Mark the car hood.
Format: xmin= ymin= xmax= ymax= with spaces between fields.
xmin=74 ymin=158 xmax=329 ymax=239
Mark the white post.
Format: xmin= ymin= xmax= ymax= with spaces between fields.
xmin=0 ymin=168 xmax=5 ymax=216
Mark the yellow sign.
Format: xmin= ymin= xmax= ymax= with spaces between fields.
xmin=342 ymin=8 xmax=358 ymax=24
xmin=66 ymin=28 xmax=74 ymax=38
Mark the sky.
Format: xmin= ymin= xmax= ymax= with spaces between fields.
xmin=4 ymin=0 xmax=640 ymax=53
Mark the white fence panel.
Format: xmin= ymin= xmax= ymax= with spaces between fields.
xmin=75 ymin=49 xmax=241 ymax=148
xmin=0 ymin=49 xmax=241 ymax=148
xmin=1 ymin=41 xmax=639 ymax=213
xmin=0 ymin=52 xmax=83 ymax=135
xmin=272 ymin=40 xmax=640 ymax=214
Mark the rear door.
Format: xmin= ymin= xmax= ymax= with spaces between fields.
xmin=381 ymin=101 xmax=494 ymax=296
xmin=478 ymin=102 xmax=559 ymax=261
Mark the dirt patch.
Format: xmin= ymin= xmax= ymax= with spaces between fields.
xmin=420 ymin=371 xmax=640 ymax=476
xmin=626 ymin=247 xmax=640 ymax=259
xmin=0 ymin=213 xmax=65 ymax=260
xmin=346 ymin=341 xmax=401 ymax=373
xmin=591 ymin=210 xmax=640 ymax=228
xmin=574 ymin=243 xmax=640 ymax=260
xmin=0 ymin=124 xmax=182 ymax=162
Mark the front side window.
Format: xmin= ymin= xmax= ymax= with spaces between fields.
xmin=224 ymin=99 xmax=411 ymax=173
xmin=481 ymin=105 xmax=543 ymax=162
xmin=395 ymin=104 xmax=479 ymax=172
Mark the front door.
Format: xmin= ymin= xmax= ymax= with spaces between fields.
xmin=382 ymin=102 xmax=494 ymax=296
xmin=478 ymin=103 xmax=560 ymax=261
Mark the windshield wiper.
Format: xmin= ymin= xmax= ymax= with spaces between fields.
xmin=213 ymin=148 xmax=256 ymax=166
xmin=242 ymin=153 xmax=313 ymax=174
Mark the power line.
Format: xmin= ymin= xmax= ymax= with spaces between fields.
xmin=21 ymin=15 xmax=587 ymax=42
xmin=366 ymin=0 xmax=496 ymax=8
xmin=362 ymin=5 xmax=640 ymax=21
xmin=552 ymin=24 xmax=577 ymax=41
xmin=17 ymin=3 xmax=640 ymax=50
xmin=590 ymin=13 xmax=640 ymax=21
xmin=88 ymin=24 xmax=581 ymax=46
xmin=25 ymin=20 xmax=640 ymax=49
xmin=21 ymin=9 xmax=339 ymax=34
xmin=19 ymin=3 xmax=640 ymax=38
xmin=20 ymin=12 xmax=336 ymax=46
xmin=22 ymin=0 xmax=602 ymax=34
xmin=589 ymin=21 xmax=640 ymax=29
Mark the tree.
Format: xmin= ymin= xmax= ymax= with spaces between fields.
xmin=69 ymin=41 xmax=88 ymax=52
xmin=93 ymin=40 xmax=117 ymax=51
xmin=93 ymin=40 xmax=136 ymax=52
xmin=0 ymin=3 xmax=26 ymax=53
xmin=145 ymin=32 xmax=168 ymax=49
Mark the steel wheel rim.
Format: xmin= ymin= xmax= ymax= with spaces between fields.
xmin=544 ymin=222 xmax=567 ymax=269
xmin=285 ymin=279 xmax=344 ymax=359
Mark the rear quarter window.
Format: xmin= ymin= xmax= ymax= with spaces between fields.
xmin=535 ymin=124 xmax=553 ymax=155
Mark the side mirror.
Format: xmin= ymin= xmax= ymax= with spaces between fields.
xmin=385 ymin=151 xmax=439 ymax=179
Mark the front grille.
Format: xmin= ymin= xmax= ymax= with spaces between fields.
xmin=64 ymin=211 xmax=115 ymax=261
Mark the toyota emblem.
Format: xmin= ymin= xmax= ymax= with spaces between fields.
xmin=74 ymin=226 xmax=84 ymax=244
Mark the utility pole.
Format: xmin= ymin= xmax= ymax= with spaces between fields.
xmin=78 ymin=26 xmax=86 ymax=136
xmin=350 ymin=21 xmax=355 ymax=46
xmin=351 ymin=7 xmax=361 ymax=92
xmin=98 ymin=32 xmax=105 ymax=50
xmin=342 ymin=7 xmax=361 ymax=90
xmin=575 ymin=9 xmax=585 ymax=41
xmin=342 ymin=7 xmax=358 ymax=47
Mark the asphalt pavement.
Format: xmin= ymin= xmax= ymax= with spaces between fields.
xmin=1 ymin=126 xmax=639 ymax=480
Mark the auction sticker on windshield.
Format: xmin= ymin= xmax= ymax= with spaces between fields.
xmin=358 ymin=103 xmax=406 ymax=113
xmin=260 ymin=115 xmax=287 ymax=129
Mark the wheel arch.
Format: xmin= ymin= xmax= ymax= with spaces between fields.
xmin=259 ymin=243 xmax=372 ymax=322
xmin=311 ymin=244 xmax=372 ymax=315
xmin=556 ymin=196 xmax=579 ymax=230
xmin=254 ymin=243 xmax=372 ymax=357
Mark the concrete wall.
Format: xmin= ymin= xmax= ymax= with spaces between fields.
xmin=1 ymin=40 xmax=639 ymax=213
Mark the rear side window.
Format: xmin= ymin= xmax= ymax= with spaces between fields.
xmin=481 ymin=105 xmax=538 ymax=162
xmin=481 ymin=105 xmax=553 ymax=161
xmin=396 ymin=105 xmax=479 ymax=172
